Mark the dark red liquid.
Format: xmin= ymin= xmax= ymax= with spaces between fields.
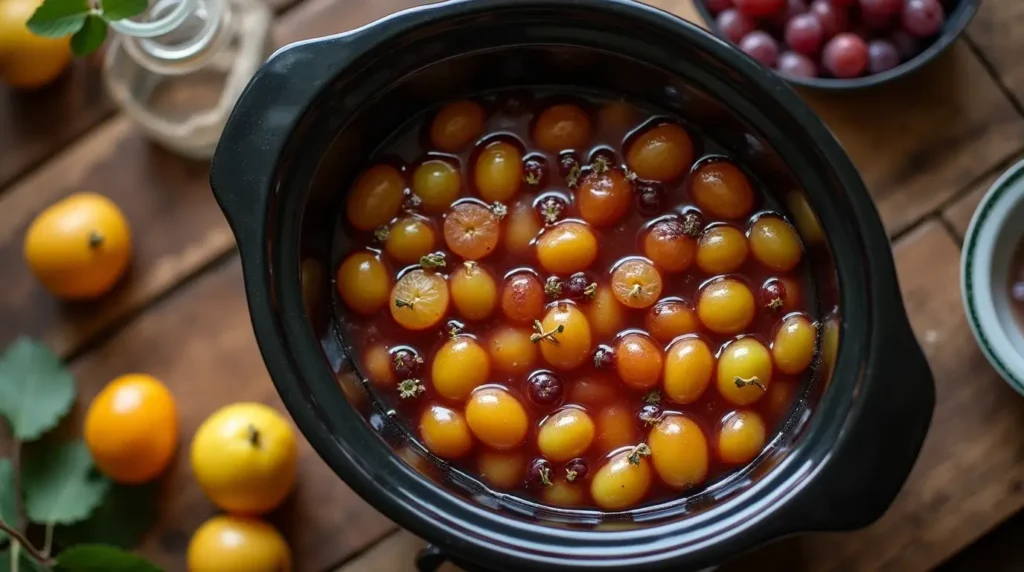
xmin=334 ymin=90 xmax=814 ymax=511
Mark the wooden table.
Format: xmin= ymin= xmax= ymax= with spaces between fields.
xmin=1 ymin=0 xmax=1022 ymax=570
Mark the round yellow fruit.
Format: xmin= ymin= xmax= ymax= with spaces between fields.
xmin=187 ymin=515 xmax=292 ymax=572
xmin=84 ymin=373 xmax=178 ymax=484
xmin=191 ymin=403 xmax=298 ymax=515
xmin=0 ymin=0 xmax=71 ymax=90
xmin=24 ymin=192 xmax=132 ymax=300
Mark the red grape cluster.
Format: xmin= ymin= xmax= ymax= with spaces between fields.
xmin=706 ymin=0 xmax=952 ymax=80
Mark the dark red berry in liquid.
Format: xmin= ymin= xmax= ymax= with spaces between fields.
xmin=564 ymin=272 xmax=592 ymax=299
xmin=739 ymin=31 xmax=780 ymax=67
xmin=523 ymin=156 xmax=547 ymax=187
xmin=760 ymin=278 xmax=789 ymax=311
xmin=636 ymin=181 xmax=666 ymax=216
xmin=526 ymin=458 xmax=553 ymax=488
xmin=593 ymin=345 xmax=615 ymax=369
xmin=867 ymin=39 xmax=900 ymax=73
xmin=777 ymin=51 xmax=818 ymax=77
xmin=527 ymin=371 xmax=565 ymax=405
xmin=717 ymin=8 xmax=756 ymax=44
xmin=589 ymin=148 xmax=617 ymax=172
xmin=823 ymin=33 xmax=868 ymax=78
xmin=902 ymin=0 xmax=944 ymax=38
xmin=565 ymin=458 xmax=590 ymax=482
xmin=536 ymin=195 xmax=568 ymax=225
xmin=559 ymin=152 xmax=580 ymax=177
xmin=391 ymin=348 xmax=424 ymax=379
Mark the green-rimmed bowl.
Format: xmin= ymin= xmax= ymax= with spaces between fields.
xmin=962 ymin=160 xmax=1024 ymax=392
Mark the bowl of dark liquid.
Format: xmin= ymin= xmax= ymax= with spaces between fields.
xmin=962 ymin=160 xmax=1024 ymax=392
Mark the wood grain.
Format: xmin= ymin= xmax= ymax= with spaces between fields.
xmin=0 ymin=0 xmax=303 ymax=195
xmin=0 ymin=0 xmax=433 ymax=358
xmin=967 ymin=0 xmax=1024 ymax=104
xmin=943 ymin=154 xmax=1024 ymax=241
xmin=798 ymin=43 xmax=1024 ymax=236
xmin=64 ymin=257 xmax=395 ymax=572
xmin=334 ymin=530 xmax=459 ymax=572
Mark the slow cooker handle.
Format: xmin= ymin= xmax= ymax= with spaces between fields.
xmin=788 ymin=314 xmax=934 ymax=532
xmin=209 ymin=34 xmax=359 ymax=245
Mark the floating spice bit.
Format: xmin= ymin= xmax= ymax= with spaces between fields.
xmin=643 ymin=390 xmax=662 ymax=405
xmin=593 ymin=346 xmax=615 ymax=369
xmin=530 ymin=320 xmax=564 ymax=345
xmin=398 ymin=379 xmax=425 ymax=399
xmin=537 ymin=196 xmax=567 ymax=225
xmin=627 ymin=443 xmax=652 ymax=465
xmin=638 ymin=404 xmax=661 ymax=427
xmin=373 ymin=225 xmax=390 ymax=243
xmin=544 ymin=276 xmax=564 ymax=299
xmin=419 ymin=251 xmax=447 ymax=270
xmin=394 ymin=298 xmax=415 ymax=310
xmin=490 ymin=202 xmax=508 ymax=220
xmin=402 ymin=193 xmax=423 ymax=213
xmin=734 ymin=376 xmax=767 ymax=392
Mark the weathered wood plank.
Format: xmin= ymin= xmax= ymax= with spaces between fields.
xmin=799 ymin=43 xmax=1024 ymax=236
xmin=967 ymin=0 xmax=1024 ymax=105
xmin=334 ymin=530 xmax=460 ymax=572
xmin=0 ymin=0 xmax=434 ymax=357
xmin=65 ymin=257 xmax=395 ymax=572
xmin=0 ymin=0 xmax=303 ymax=194
xmin=943 ymin=154 xmax=1024 ymax=241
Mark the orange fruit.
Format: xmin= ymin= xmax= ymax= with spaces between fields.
xmin=24 ymin=192 xmax=132 ymax=300
xmin=84 ymin=374 xmax=178 ymax=484
xmin=187 ymin=515 xmax=292 ymax=572
xmin=0 ymin=0 xmax=71 ymax=90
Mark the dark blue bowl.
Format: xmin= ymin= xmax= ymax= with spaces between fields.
xmin=692 ymin=0 xmax=981 ymax=90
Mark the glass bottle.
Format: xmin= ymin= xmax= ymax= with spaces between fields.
xmin=103 ymin=0 xmax=273 ymax=159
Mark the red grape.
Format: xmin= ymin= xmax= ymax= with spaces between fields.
xmin=890 ymin=29 xmax=921 ymax=59
xmin=767 ymin=0 xmax=809 ymax=29
xmin=860 ymin=8 xmax=896 ymax=31
xmin=809 ymin=0 xmax=849 ymax=39
xmin=828 ymin=0 xmax=856 ymax=6
xmin=735 ymin=0 xmax=786 ymax=18
xmin=777 ymin=51 xmax=818 ymax=77
xmin=718 ymin=9 xmax=757 ymax=44
xmin=785 ymin=13 xmax=824 ymax=56
xmin=867 ymin=39 xmax=900 ymax=73
xmin=706 ymin=0 xmax=735 ymax=14
xmin=739 ymin=31 xmax=781 ymax=67
xmin=822 ymin=33 xmax=868 ymax=78
xmin=902 ymin=0 xmax=945 ymax=38
xmin=859 ymin=0 xmax=902 ymax=18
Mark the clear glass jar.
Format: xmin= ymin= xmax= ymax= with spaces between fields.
xmin=103 ymin=0 xmax=273 ymax=159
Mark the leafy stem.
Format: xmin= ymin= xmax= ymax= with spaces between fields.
xmin=627 ymin=443 xmax=651 ymax=466
xmin=530 ymin=321 xmax=563 ymax=345
xmin=734 ymin=376 xmax=766 ymax=392
xmin=0 ymin=519 xmax=56 ymax=569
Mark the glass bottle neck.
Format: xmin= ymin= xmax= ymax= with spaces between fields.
xmin=117 ymin=0 xmax=231 ymax=75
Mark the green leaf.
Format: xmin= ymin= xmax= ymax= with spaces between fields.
xmin=0 ymin=460 xmax=15 ymax=542
xmin=26 ymin=0 xmax=89 ymax=38
xmin=70 ymin=15 xmax=107 ymax=57
xmin=0 ymin=337 xmax=76 ymax=442
xmin=56 ymin=483 xmax=157 ymax=549
xmin=56 ymin=545 xmax=161 ymax=572
xmin=23 ymin=442 xmax=110 ymax=526
xmin=99 ymin=0 xmax=148 ymax=22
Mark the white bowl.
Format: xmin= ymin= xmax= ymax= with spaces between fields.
xmin=961 ymin=160 xmax=1024 ymax=393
